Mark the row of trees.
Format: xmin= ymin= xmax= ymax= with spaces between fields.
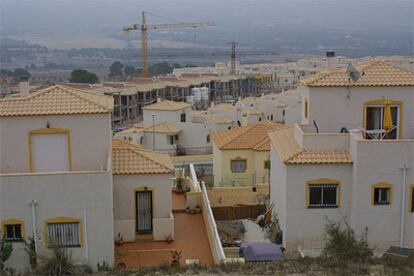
xmin=68 ymin=61 xmax=181 ymax=84
xmin=108 ymin=61 xmax=195 ymax=80
xmin=65 ymin=61 xmax=197 ymax=84
xmin=0 ymin=68 xmax=31 ymax=83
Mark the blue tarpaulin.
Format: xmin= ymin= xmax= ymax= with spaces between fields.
xmin=240 ymin=242 xmax=285 ymax=261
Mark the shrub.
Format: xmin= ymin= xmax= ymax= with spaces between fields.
xmin=35 ymin=242 xmax=93 ymax=275
xmin=25 ymin=236 xmax=37 ymax=269
xmin=0 ymin=235 xmax=13 ymax=271
xmin=322 ymin=218 xmax=373 ymax=264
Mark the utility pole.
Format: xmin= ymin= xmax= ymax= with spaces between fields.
xmin=152 ymin=113 xmax=155 ymax=150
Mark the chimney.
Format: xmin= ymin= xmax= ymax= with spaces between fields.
xmin=326 ymin=51 xmax=336 ymax=70
xmin=19 ymin=76 xmax=30 ymax=97
xmin=241 ymin=113 xmax=248 ymax=127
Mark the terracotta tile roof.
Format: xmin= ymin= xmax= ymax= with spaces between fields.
xmin=269 ymin=127 xmax=353 ymax=164
xmin=268 ymin=127 xmax=302 ymax=161
xmin=210 ymin=103 xmax=236 ymax=110
xmin=286 ymin=150 xmax=352 ymax=164
xmin=143 ymin=122 xmax=181 ymax=134
xmin=207 ymin=115 xmax=233 ymax=124
xmin=0 ymin=85 xmax=113 ymax=117
xmin=240 ymin=96 xmax=258 ymax=104
xmin=212 ymin=121 xmax=284 ymax=151
xmin=112 ymin=139 xmax=174 ymax=175
xmin=300 ymin=60 xmax=414 ymax=87
xmin=247 ymin=108 xmax=263 ymax=115
xmin=142 ymin=100 xmax=192 ymax=111
xmin=117 ymin=127 xmax=143 ymax=134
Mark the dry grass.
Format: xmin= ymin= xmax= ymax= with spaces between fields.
xmin=90 ymin=258 xmax=412 ymax=276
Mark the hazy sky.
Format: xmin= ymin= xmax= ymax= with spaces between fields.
xmin=1 ymin=0 xmax=413 ymax=56
xmin=1 ymin=0 xmax=412 ymax=34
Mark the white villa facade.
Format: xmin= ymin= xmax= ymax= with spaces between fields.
xmin=0 ymin=85 xmax=115 ymax=271
xmin=0 ymin=85 xmax=177 ymax=272
xmin=112 ymin=139 xmax=175 ymax=242
xmin=115 ymin=100 xmax=234 ymax=155
xmin=269 ymin=60 xmax=414 ymax=252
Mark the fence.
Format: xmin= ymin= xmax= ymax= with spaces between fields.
xmin=212 ymin=204 xmax=266 ymax=221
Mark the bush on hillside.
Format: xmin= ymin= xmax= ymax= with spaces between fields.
xmin=322 ymin=218 xmax=373 ymax=263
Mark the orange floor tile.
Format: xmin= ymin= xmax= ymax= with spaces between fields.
xmin=115 ymin=212 xmax=214 ymax=268
xmin=172 ymin=192 xmax=186 ymax=211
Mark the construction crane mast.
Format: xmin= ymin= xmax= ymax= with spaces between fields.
xmin=228 ymin=41 xmax=236 ymax=75
xmin=123 ymin=11 xmax=215 ymax=77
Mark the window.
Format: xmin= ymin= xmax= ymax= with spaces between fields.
xmin=306 ymin=179 xmax=340 ymax=208
xmin=410 ymin=186 xmax=414 ymax=212
xmin=180 ymin=112 xmax=186 ymax=122
xmin=2 ymin=219 xmax=25 ymax=242
xmin=304 ymin=98 xmax=308 ymax=118
xmin=206 ymin=134 xmax=210 ymax=143
xmin=169 ymin=135 xmax=174 ymax=145
xmin=270 ymin=114 xmax=274 ymax=121
xmin=47 ymin=222 xmax=81 ymax=247
xmin=264 ymin=159 xmax=270 ymax=170
xmin=364 ymin=100 xmax=402 ymax=140
xmin=374 ymin=188 xmax=390 ymax=205
xmin=258 ymin=117 xmax=262 ymax=121
xmin=371 ymin=182 xmax=393 ymax=205
xmin=231 ymin=158 xmax=247 ymax=173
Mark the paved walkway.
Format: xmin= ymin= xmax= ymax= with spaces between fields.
xmin=115 ymin=194 xmax=214 ymax=268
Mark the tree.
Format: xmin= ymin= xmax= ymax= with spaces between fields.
xmin=124 ymin=66 xmax=136 ymax=77
xmin=69 ymin=69 xmax=99 ymax=84
xmin=109 ymin=61 xmax=124 ymax=78
xmin=172 ymin=63 xmax=183 ymax=69
xmin=148 ymin=61 xmax=172 ymax=76
xmin=13 ymin=68 xmax=31 ymax=79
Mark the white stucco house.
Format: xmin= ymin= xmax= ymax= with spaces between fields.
xmin=269 ymin=60 xmax=414 ymax=252
xmin=235 ymin=89 xmax=303 ymax=125
xmin=0 ymin=85 xmax=178 ymax=272
xmin=112 ymin=138 xmax=175 ymax=242
xmin=115 ymin=100 xmax=233 ymax=155
xmin=0 ymin=85 xmax=115 ymax=271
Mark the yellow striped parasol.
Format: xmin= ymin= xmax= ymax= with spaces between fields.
xmin=383 ymin=100 xmax=393 ymax=131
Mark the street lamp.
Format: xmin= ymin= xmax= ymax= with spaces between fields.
xmin=152 ymin=113 xmax=155 ymax=150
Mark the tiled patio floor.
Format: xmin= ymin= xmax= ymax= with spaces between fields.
xmin=115 ymin=194 xmax=214 ymax=268
xmin=172 ymin=192 xmax=186 ymax=211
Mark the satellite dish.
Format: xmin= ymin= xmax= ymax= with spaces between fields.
xmin=347 ymin=63 xmax=361 ymax=82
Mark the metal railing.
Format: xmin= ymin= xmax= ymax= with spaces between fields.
xmin=189 ymin=163 xmax=225 ymax=263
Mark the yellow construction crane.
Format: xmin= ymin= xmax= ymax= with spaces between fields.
xmin=123 ymin=11 xmax=215 ymax=77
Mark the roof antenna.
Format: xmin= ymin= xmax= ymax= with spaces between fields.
xmin=346 ymin=63 xmax=364 ymax=99
xmin=313 ymin=120 xmax=319 ymax=134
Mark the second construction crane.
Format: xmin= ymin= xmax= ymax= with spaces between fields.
xmin=123 ymin=11 xmax=215 ymax=77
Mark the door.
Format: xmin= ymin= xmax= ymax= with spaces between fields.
xmin=135 ymin=190 xmax=153 ymax=234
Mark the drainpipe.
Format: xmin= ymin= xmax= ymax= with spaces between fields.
xmin=400 ymin=164 xmax=409 ymax=247
xmin=83 ymin=211 xmax=89 ymax=263
xmin=28 ymin=200 xmax=38 ymax=249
